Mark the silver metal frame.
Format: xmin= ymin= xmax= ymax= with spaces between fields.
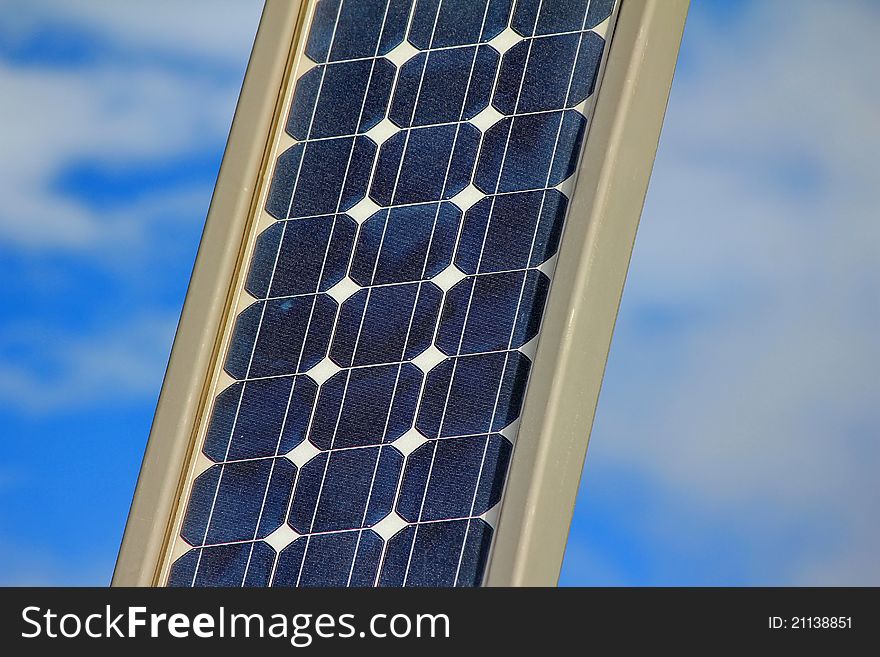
xmin=112 ymin=0 xmax=688 ymax=587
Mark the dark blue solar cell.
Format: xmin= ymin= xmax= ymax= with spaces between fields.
xmin=396 ymin=434 xmax=512 ymax=521
xmin=408 ymin=0 xmax=512 ymax=49
xmin=168 ymin=549 xmax=202 ymax=587
xmin=376 ymin=525 xmax=414 ymax=585
xmin=436 ymin=270 xmax=550 ymax=355
xmin=455 ymin=189 xmax=567 ymax=274
xmin=349 ymin=202 xmax=461 ymax=286
xmin=306 ymin=0 xmax=414 ymax=63
xmin=168 ymin=551 xmax=203 ymax=587
xmin=417 ymin=351 xmax=530 ymax=438
xmin=512 ymin=0 xmax=614 ymax=37
xmin=370 ymin=123 xmax=479 ymax=206
xmin=389 ymin=45 xmax=498 ymax=128
xmin=378 ymin=518 xmax=492 ymax=586
xmin=331 ymin=283 xmax=442 ymax=367
xmin=246 ymin=215 xmax=356 ymax=299
xmin=246 ymin=225 xmax=285 ymax=298
xmin=568 ymin=31 xmax=605 ymax=107
xmin=309 ymin=364 xmax=422 ymax=449
xmin=272 ymin=539 xmax=307 ymax=586
xmin=181 ymin=458 xmax=296 ymax=546
xmin=455 ymin=519 xmax=494 ymax=587
xmin=494 ymin=32 xmax=604 ymax=114
xmin=287 ymin=58 xmax=395 ymax=140
xmin=474 ymin=110 xmax=585 ymax=193
xmin=224 ymin=295 xmax=337 ymax=380
xmin=179 ymin=465 xmax=221 ymax=546
xmin=203 ymin=376 xmax=317 ymax=462
xmin=168 ymin=542 xmax=276 ymax=587
xmin=289 ymin=446 xmax=403 ymax=533
xmin=273 ymin=530 xmax=383 ymax=587
xmin=265 ymin=137 xmax=375 ymax=219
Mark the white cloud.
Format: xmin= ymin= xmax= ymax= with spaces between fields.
xmin=0 ymin=314 xmax=178 ymax=412
xmin=0 ymin=63 xmax=230 ymax=247
xmin=0 ymin=0 xmax=265 ymax=66
xmin=0 ymin=2 xmax=262 ymax=416
xmin=577 ymin=0 xmax=880 ymax=584
xmin=0 ymin=1 xmax=265 ymax=586
xmin=0 ymin=0 xmax=262 ymax=249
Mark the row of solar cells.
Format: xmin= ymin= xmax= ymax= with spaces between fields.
xmin=184 ymin=433 xmax=509 ymax=544
xmin=231 ymin=240 xmax=553 ymax=367
xmin=250 ymin=191 xmax=566 ymax=297
xmin=268 ymin=109 xmax=585 ymax=218
xmin=243 ymin=270 xmax=546 ymax=364
xmin=171 ymin=517 xmax=493 ymax=587
xmin=305 ymin=0 xmax=614 ymax=63
xmin=209 ymin=351 xmax=527 ymax=462
xmin=290 ymin=31 xmax=604 ymax=139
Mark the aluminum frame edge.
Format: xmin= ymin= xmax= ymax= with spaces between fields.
xmin=112 ymin=0 xmax=305 ymax=587
xmin=484 ymin=0 xmax=689 ymax=587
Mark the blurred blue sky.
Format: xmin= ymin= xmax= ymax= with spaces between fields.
xmin=0 ymin=0 xmax=877 ymax=585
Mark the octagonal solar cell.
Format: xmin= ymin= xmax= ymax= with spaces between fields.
xmin=288 ymin=445 xmax=403 ymax=533
xmin=266 ymin=137 xmax=376 ymax=219
xmin=331 ymin=282 xmax=442 ymax=367
xmin=370 ymin=123 xmax=480 ymax=206
xmin=389 ymin=45 xmax=498 ymax=128
xmin=308 ymin=364 xmax=422 ymax=449
xmin=287 ymin=58 xmax=396 ymax=140
xmin=407 ymin=0 xmax=512 ymax=49
xmin=306 ymin=0 xmax=413 ymax=63
xmin=224 ymin=296 xmax=337 ymax=380
xmin=246 ymin=215 xmax=357 ymax=298
xmin=349 ymin=202 xmax=461 ymax=286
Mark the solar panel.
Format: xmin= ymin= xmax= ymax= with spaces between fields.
xmin=165 ymin=0 xmax=619 ymax=587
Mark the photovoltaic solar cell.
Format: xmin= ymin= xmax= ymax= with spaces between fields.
xmin=169 ymin=0 xmax=618 ymax=588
